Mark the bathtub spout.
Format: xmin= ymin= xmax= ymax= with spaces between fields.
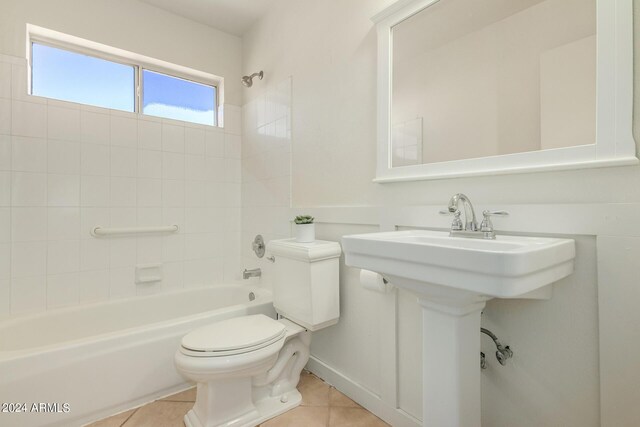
xmin=243 ymin=268 xmax=262 ymax=279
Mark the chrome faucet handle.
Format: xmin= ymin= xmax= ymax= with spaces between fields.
xmin=440 ymin=209 xmax=463 ymax=231
xmin=252 ymin=235 xmax=265 ymax=258
xmin=480 ymin=210 xmax=509 ymax=233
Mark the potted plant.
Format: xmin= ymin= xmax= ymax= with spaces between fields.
xmin=294 ymin=215 xmax=315 ymax=243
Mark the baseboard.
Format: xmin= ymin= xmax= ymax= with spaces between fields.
xmin=306 ymin=356 xmax=421 ymax=427
xmin=77 ymin=382 xmax=194 ymax=427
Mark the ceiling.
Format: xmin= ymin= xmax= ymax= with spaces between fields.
xmin=139 ymin=0 xmax=278 ymax=36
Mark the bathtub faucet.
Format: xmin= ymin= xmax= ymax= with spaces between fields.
xmin=243 ymin=268 xmax=262 ymax=279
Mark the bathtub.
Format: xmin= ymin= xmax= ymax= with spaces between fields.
xmin=0 ymin=284 xmax=275 ymax=427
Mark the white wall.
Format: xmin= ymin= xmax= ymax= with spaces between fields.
xmin=243 ymin=0 xmax=640 ymax=208
xmin=242 ymin=0 xmax=640 ymax=426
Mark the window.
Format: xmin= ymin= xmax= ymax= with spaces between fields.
xmin=28 ymin=25 xmax=220 ymax=127
xmin=142 ymin=70 xmax=216 ymax=126
xmin=32 ymin=43 xmax=136 ymax=112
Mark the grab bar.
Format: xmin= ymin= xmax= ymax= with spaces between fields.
xmin=91 ymin=225 xmax=179 ymax=237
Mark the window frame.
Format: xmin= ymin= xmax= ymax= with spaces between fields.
xmin=140 ymin=68 xmax=218 ymax=126
xmin=27 ymin=24 xmax=222 ymax=127
xmin=30 ymin=39 xmax=140 ymax=113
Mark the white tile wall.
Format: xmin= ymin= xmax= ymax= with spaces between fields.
xmin=138 ymin=119 xmax=161 ymax=150
xmin=241 ymin=77 xmax=292 ymax=285
xmin=12 ymin=172 xmax=47 ymax=206
xmin=0 ymin=135 xmax=11 ymax=170
xmin=48 ymin=105 xmax=80 ymax=141
xmin=0 ymin=243 xmax=9 ymax=280
xmin=185 ymin=127 xmax=205 ymax=155
xmin=12 ymin=100 xmax=46 ymax=138
xmin=81 ymin=111 xmax=110 ymax=145
xmin=47 ymin=272 xmax=79 ymax=308
xmin=11 ymin=276 xmax=46 ymax=314
xmin=110 ymin=115 xmax=137 ymax=148
xmin=0 ymin=63 xmax=11 ymax=100
xmin=0 ymin=55 xmax=243 ymax=317
xmin=161 ymin=123 xmax=185 ymax=153
xmin=0 ymin=172 xmax=9 ymax=206
xmin=48 ymin=140 xmax=80 ymax=174
xmin=0 ymin=100 xmax=10 ymax=136
xmin=12 ymin=136 xmax=46 ymax=172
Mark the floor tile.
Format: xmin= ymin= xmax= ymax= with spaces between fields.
xmin=122 ymin=401 xmax=192 ymax=426
xmin=86 ymin=408 xmax=137 ymax=427
xmin=328 ymin=387 xmax=361 ymax=408
xmin=298 ymin=371 xmax=330 ymax=407
xmin=87 ymin=371 xmax=387 ymax=427
xmin=329 ymin=407 xmax=390 ymax=427
xmin=260 ymin=406 xmax=329 ymax=427
xmin=161 ymin=387 xmax=197 ymax=402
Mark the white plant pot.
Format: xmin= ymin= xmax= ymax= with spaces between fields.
xmin=295 ymin=223 xmax=315 ymax=243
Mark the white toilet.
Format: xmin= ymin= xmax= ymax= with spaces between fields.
xmin=175 ymin=239 xmax=342 ymax=427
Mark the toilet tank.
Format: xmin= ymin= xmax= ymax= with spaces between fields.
xmin=267 ymin=239 xmax=341 ymax=331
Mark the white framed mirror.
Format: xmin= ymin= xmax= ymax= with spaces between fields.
xmin=373 ymin=0 xmax=637 ymax=182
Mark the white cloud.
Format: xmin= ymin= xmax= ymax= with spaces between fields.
xmin=144 ymin=103 xmax=214 ymax=126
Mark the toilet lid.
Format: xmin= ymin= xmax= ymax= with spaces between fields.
xmin=181 ymin=314 xmax=286 ymax=353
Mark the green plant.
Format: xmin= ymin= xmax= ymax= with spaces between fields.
xmin=294 ymin=215 xmax=314 ymax=225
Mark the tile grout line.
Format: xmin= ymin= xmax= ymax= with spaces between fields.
xmin=7 ymin=83 xmax=11 ymax=315
xmin=326 ymin=405 xmax=331 ymax=427
xmin=119 ymin=407 xmax=138 ymax=427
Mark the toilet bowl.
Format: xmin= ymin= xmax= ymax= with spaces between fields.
xmin=175 ymin=239 xmax=342 ymax=427
xmin=175 ymin=315 xmax=307 ymax=427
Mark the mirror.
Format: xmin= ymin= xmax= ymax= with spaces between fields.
xmin=374 ymin=0 xmax=636 ymax=181
xmin=391 ymin=0 xmax=596 ymax=167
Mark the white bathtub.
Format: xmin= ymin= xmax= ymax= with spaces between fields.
xmin=0 ymin=284 xmax=275 ymax=427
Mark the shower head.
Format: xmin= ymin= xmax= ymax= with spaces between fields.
xmin=241 ymin=71 xmax=263 ymax=87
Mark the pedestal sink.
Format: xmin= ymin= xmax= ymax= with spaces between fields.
xmin=341 ymin=230 xmax=575 ymax=427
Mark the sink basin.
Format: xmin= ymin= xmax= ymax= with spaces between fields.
xmin=341 ymin=229 xmax=576 ymax=427
xmin=342 ymin=230 xmax=575 ymax=300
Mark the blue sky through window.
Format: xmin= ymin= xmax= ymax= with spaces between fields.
xmin=31 ymin=43 xmax=135 ymax=111
xmin=143 ymin=70 xmax=216 ymax=126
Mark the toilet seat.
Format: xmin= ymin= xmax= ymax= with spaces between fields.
xmin=180 ymin=314 xmax=286 ymax=357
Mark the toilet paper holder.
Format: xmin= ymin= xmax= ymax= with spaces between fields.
xmin=359 ymin=269 xmax=394 ymax=293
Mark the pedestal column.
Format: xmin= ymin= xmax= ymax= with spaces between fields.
xmin=418 ymin=298 xmax=486 ymax=427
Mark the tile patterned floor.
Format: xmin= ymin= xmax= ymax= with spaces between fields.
xmin=87 ymin=371 xmax=390 ymax=427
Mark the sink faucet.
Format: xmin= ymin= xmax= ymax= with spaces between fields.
xmin=447 ymin=193 xmax=479 ymax=231
xmin=243 ymin=268 xmax=262 ymax=279
xmin=442 ymin=193 xmax=508 ymax=239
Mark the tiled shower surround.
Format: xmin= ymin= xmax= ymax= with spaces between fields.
xmin=241 ymin=77 xmax=292 ymax=287
xmin=0 ymin=54 xmax=243 ymax=317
